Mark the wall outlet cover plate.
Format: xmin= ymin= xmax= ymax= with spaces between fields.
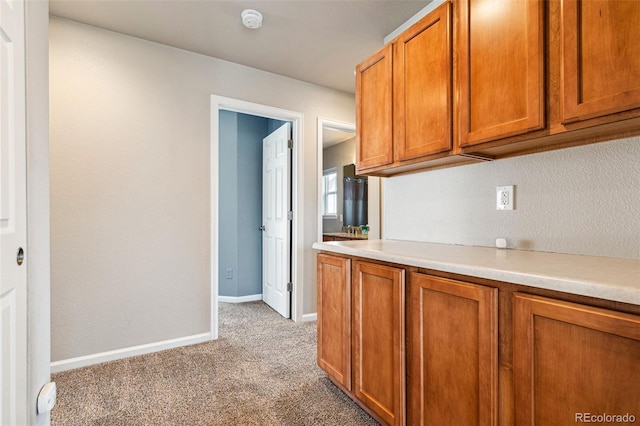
xmin=497 ymin=185 xmax=514 ymax=210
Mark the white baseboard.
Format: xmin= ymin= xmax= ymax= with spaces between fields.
xmin=51 ymin=332 xmax=211 ymax=373
xmin=301 ymin=313 xmax=317 ymax=322
xmin=218 ymin=294 xmax=263 ymax=303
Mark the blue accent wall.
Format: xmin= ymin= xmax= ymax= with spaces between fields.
xmin=219 ymin=110 xmax=240 ymax=297
xmin=219 ymin=111 xmax=287 ymax=298
xmin=236 ymin=113 xmax=267 ymax=297
xmin=267 ymin=118 xmax=288 ymax=134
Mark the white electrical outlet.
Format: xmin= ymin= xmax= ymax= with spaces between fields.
xmin=496 ymin=186 xmax=514 ymax=210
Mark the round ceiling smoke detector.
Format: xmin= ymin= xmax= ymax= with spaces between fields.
xmin=241 ymin=9 xmax=263 ymax=29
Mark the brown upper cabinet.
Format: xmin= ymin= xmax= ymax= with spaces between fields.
xmin=456 ymin=0 xmax=544 ymax=147
xmin=394 ymin=2 xmax=452 ymax=162
xmin=356 ymin=2 xmax=456 ymax=176
xmin=355 ymin=44 xmax=394 ymax=171
xmin=560 ymin=0 xmax=640 ymax=123
xmin=355 ymin=0 xmax=640 ymax=176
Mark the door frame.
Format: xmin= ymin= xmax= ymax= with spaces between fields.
xmin=316 ymin=117 xmax=381 ymax=242
xmin=210 ymin=95 xmax=303 ymax=338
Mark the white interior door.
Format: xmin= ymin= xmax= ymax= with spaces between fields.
xmin=0 ymin=0 xmax=28 ymax=424
xmin=262 ymin=122 xmax=291 ymax=318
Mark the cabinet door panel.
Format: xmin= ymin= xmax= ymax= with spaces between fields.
xmin=394 ymin=2 xmax=452 ymax=161
xmin=514 ymin=293 xmax=640 ymax=426
xmin=457 ymin=0 xmax=544 ymax=146
xmin=408 ymin=273 xmax=498 ymax=426
xmin=561 ymin=0 xmax=640 ymax=122
xmin=317 ymin=254 xmax=351 ymax=390
xmin=356 ymin=45 xmax=393 ymax=171
xmin=353 ymin=261 xmax=405 ymax=425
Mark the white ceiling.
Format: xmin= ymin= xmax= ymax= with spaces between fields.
xmin=323 ymin=126 xmax=355 ymax=148
xmin=49 ymin=0 xmax=431 ymax=94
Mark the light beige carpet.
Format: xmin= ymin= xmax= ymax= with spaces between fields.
xmin=51 ymin=301 xmax=378 ymax=425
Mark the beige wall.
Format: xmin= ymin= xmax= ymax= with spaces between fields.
xmin=49 ymin=17 xmax=355 ymax=361
xmin=384 ymin=137 xmax=640 ymax=259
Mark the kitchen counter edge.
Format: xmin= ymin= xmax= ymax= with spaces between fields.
xmin=312 ymin=239 xmax=640 ymax=306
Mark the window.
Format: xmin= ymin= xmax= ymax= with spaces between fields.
xmin=322 ymin=168 xmax=338 ymax=217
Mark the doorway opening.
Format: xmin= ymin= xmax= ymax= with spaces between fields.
xmin=211 ymin=95 xmax=303 ymax=339
xmin=316 ymin=118 xmax=381 ymax=243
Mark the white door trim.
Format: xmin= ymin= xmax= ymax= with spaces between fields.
xmin=316 ymin=117 xmax=381 ymax=242
xmin=210 ymin=95 xmax=304 ymax=339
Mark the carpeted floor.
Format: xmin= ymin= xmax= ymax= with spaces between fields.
xmin=51 ymin=301 xmax=378 ymax=425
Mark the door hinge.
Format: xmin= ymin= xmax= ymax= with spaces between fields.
xmin=287 ymin=139 xmax=293 ymax=149
xmin=287 ymin=211 xmax=293 ymax=220
xmin=287 ymin=282 xmax=293 ymax=292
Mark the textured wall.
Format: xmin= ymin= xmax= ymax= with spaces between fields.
xmin=384 ymin=137 xmax=640 ymax=259
xmin=50 ymin=17 xmax=355 ymax=361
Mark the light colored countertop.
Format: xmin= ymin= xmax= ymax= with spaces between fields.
xmin=312 ymin=239 xmax=640 ymax=306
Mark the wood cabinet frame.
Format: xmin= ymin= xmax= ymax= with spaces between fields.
xmin=353 ymin=0 xmax=640 ymax=176
xmin=455 ymin=0 xmax=640 ymax=158
xmin=316 ymin=252 xmax=640 ymax=426
xmin=356 ymin=2 xmax=473 ymax=176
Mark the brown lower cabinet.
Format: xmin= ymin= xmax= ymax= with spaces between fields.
xmin=353 ymin=261 xmax=406 ymax=425
xmin=408 ymin=273 xmax=498 ymax=425
xmin=317 ymin=254 xmax=405 ymax=425
xmin=513 ymin=293 xmax=640 ymax=426
xmin=317 ymin=254 xmax=352 ymax=390
xmin=317 ymin=253 xmax=640 ymax=426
